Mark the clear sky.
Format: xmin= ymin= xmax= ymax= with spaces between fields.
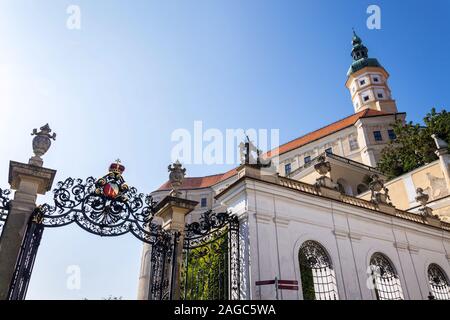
xmin=0 ymin=0 xmax=449 ymax=299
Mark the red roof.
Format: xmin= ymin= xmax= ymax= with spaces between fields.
xmin=157 ymin=168 xmax=237 ymax=191
xmin=266 ymin=109 xmax=393 ymax=157
xmin=156 ymin=109 xmax=398 ymax=191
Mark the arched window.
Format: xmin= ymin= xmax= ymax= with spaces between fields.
xmin=298 ymin=241 xmax=339 ymax=300
xmin=357 ymin=184 xmax=369 ymax=195
xmin=428 ymin=264 xmax=450 ymax=300
xmin=369 ymin=253 xmax=404 ymax=300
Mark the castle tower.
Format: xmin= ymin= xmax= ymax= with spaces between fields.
xmin=345 ymin=31 xmax=397 ymax=114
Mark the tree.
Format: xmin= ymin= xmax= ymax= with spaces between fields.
xmin=378 ymin=108 xmax=450 ymax=179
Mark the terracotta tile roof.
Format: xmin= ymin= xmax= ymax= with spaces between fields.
xmin=266 ymin=109 xmax=394 ymax=157
xmin=156 ymin=168 xmax=237 ymax=191
xmin=156 ymin=109 xmax=398 ymax=191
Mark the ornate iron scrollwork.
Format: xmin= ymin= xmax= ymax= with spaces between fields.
xmin=0 ymin=188 xmax=11 ymax=236
xmin=182 ymin=210 xmax=240 ymax=300
xmin=33 ymin=161 xmax=171 ymax=246
xmin=185 ymin=210 xmax=234 ymax=239
xmin=369 ymin=253 xmax=404 ymax=300
xmin=298 ymin=240 xmax=339 ymax=300
xmin=428 ymin=263 xmax=450 ymax=300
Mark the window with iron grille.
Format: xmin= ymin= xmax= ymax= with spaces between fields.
xmin=428 ymin=263 xmax=450 ymax=300
xmin=369 ymin=253 xmax=404 ymax=300
xmin=298 ymin=241 xmax=339 ymax=300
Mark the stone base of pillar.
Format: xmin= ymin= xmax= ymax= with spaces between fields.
xmin=136 ymin=196 xmax=197 ymax=300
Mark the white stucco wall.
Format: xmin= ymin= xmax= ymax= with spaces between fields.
xmin=219 ymin=178 xmax=450 ymax=300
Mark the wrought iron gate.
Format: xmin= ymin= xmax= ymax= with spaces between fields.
xmin=181 ymin=210 xmax=240 ymax=300
xmin=7 ymin=214 xmax=44 ymax=300
xmin=4 ymin=162 xmax=176 ymax=300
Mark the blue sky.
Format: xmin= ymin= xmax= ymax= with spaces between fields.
xmin=0 ymin=0 xmax=449 ymax=299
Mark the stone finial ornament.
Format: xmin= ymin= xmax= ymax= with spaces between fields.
xmin=29 ymin=123 xmax=56 ymax=166
xmin=415 ymin=187 xmax=435 ymax=218
xmin=369 ymin=174 xmax=391 ymax=205
xmin=168 ymin=160 xmax=186 ymax=197
xmin=314 ymin=155 xmax=331 ymax=176
xmin=431 ymin=134 xmax=448 ymax=150
xmin=314 ymin=155 xmax=338 ymax=190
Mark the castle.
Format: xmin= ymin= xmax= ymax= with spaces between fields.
xmin=138 ymin=32 xmax=450 ymax=300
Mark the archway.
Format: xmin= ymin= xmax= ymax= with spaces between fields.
xmin=369 ymin=253 xmax=404 ymax=300
xmin=298 ymin=240 xmax=339 ymax=300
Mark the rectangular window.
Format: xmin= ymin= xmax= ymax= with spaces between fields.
xmin=360 ymin=79 xmax=366 ymax=85
xmin=388 ymin=129 xmax=397 ymax=140
xmin=377 ymin=93 xmax=384 ymax=99
xmin=285 ymin=163 xmax=291 ymax=175
xmin=373 ymin=131 xmax=383 ymax=141
xmin=304 ymin=156 xmax=311 ymax=164
xmin=201 ymin=197 xmax=207 ymax=207
xmin=363 ymin=95 xmax=370 ymax=102
xmin=373 ymin=77 xmax=379 ymax=82
xmin=325 ymin=147 xmax=332 ymax=154
xmin=349 ymin=138 xmax=359 ymax=151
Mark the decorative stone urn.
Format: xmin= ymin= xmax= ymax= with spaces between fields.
xmin=314 ymin=155 xmax=331 ymax=175
xmin=29 ymin=124 xmax=56 ymax=166
xmin=369 ymin=174 xmax=391 ymax=205
xmin=168 ymin=160 xmax=186 ymax=197
xmin=415 ymin=188 xmax=435 ymax=218
xmin=314 ymin=155 xmax=338 ymax=190
xmin=368 ymin=174 xmax=383 ymax=193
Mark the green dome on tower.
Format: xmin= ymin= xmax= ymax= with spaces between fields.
xmin=347 ymin=30 xmax=382 ymax=76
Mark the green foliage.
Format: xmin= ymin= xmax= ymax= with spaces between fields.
xmin=299 ymin=254 xmax=315 ymax=300
xmin=181 ymin=230 xmax=228 ymax=300
xmin=378 ymin=108 xmax=450 ymax=179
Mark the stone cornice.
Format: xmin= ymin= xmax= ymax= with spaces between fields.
xmin=8 ymin=161 xmax=57 ymax=194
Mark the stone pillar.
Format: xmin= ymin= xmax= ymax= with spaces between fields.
xmin=137 ymin=196 xmax=197 ymax=300
xmin=0 ymin=161 xmax=56 ymax=299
